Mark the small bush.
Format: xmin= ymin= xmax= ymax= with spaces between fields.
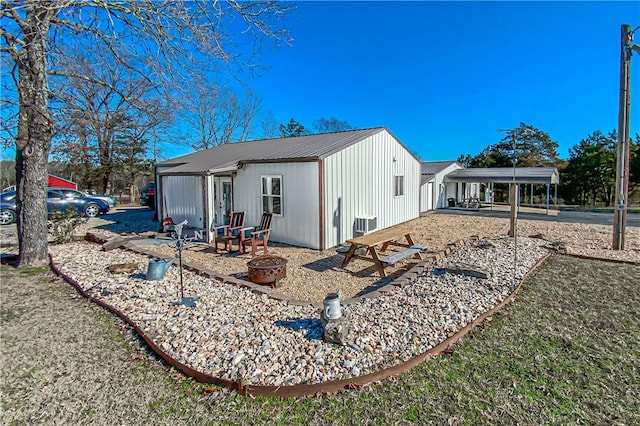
xmin=48 ymin=207 xmax=88 ymax=244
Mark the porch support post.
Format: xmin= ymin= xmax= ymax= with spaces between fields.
xmin=531 ymin=183 xmax=534 ymax=205
xmin=204 ymin=176 xmax=211 ymax=243
xmin=546 ymin=183 xmax=550 ymax=214
xmin=490 ymin=182 xmax=494 ymax=210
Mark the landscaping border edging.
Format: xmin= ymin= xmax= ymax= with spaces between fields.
xmin=241 ymin=251 xmax=553 ymax=397
xmin=564 ymin=253 xmax=640 ymax=266
xmin=48 ymin=255 xmax=245 ymax=393
xmin=50 ymin=236 xmax=553 ymax=398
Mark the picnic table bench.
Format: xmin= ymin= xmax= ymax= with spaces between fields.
xmin=378 ymin=243 xmax=428 ymax=265
xmin=340 ymin=228 xmax=427 ymax=277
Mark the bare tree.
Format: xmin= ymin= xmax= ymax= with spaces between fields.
xmin=1 ymin=0 xmax=293 ymax=266
xmin=54 ymin=52 xmax=169 ymax=194
xmin=0 ymin=159 xmax=15 ymax=189
xmin=312 ymin=116 xmax=353 ymax=134
xmin=260 ymin=110 xmax=279 ymax=139
xmin=181 ymin=79 xmax=261 ymax=151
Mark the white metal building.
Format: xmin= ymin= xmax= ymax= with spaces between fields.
xmin=419 ymin=161 xmax=464 ymax=211
xmin=155 ymin=128 xmax=421 ymax=250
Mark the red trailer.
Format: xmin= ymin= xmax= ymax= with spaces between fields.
xmin=48 ymin=174 xmax=77 ymax=189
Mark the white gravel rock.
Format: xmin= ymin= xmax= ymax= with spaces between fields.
xmin=49 ymin=236 xmax=548 ymax=386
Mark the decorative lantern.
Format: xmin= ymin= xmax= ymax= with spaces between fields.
xmin=322 ymin=291 xmax=342 ymax=320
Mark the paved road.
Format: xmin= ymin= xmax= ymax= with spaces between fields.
xmin=436 ymin=208 xmax=640 ymax=227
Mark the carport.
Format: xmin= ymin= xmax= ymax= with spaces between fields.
xmin=443 ymin=167 xmax=560 ymax=215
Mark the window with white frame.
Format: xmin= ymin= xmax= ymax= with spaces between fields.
xmin=394 ymin=175 xmax=404 ymax=197
xmin=261 ymin=175 xmax=282 ymax=215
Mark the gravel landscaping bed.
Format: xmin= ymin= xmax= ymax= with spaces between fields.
xmin=49 ymin=236 xmax=548 ymax=387
xmin=4 ymin=208 xmax=638 ymax=302
xmin=2 ymin=254 xmax=638 ymax=424
xmin=6 ymin=207 xmax=627 ymax=304
xmin=2 ymin=208 xmax=638 ymax=393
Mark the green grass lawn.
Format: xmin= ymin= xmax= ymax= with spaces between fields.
xmin=1 ymin=255 xmax=639 ymax=425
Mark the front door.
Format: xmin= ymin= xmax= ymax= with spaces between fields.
xmin=216 ymin=177 xmax=232 ymax=225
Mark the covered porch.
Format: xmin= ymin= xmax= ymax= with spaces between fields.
xmin=156 ymin=160 xmax=240 ymax=243
xmin=442 ymin=167 xmax=560 ymax=215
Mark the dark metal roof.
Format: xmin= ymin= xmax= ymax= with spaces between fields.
xmin=421 ymin=161 xmax=460 ymax=175
xmin=420 ymin=161 xmax=461 ymax=184
xmin=443 ymin=167 xmax=560 ymax=184
xmin=157 ymin=128 xmax=413 ymax=175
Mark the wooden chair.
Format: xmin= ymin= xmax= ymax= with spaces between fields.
xmin=241 ymin=212 xmax=273 ymax=256
xmin=212 ymin=211 xmax=245 ymax=253
xmin=161 ymin=217 xmax=175 ymax=233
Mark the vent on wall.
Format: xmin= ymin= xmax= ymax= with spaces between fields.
xmin=354 ymin=216 xmax=377 ymax=234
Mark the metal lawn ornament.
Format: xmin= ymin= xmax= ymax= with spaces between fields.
xmin=155 ymin=220 xmax=200 ymax=307
xmin=497 ymin=127 xmax=533 ymax=289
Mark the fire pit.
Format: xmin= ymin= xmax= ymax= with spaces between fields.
xmin=247 ymin=255 xmax=288 ymax=287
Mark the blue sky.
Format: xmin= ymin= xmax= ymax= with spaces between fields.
xmin=242 ymin=0 xmax=640 ymax=162
xmin=1 ymin=1 xmax=638 ymax=164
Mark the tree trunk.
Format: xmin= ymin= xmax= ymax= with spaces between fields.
xmin=130 ymin=184 xmax=137 ymax=206
xmin=15 ymin=4 xmax=55 ymax=267
xmin=99 ymin=135 xmax=112 ymax=195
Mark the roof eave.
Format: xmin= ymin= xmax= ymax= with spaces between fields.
xmin=443 ymin=176 xmax=558 ymax=184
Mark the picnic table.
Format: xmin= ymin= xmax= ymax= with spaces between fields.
xmin=340 ymin=227 xmax=427 ymax=278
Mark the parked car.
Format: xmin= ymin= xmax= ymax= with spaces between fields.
xmin=140 ymin=182 xmax=155 ymax=209
xmin=0 ymin=190 xmax=110 ymax=225
xmin=49 ymin=187 xmax=117 ymax=208
xmin=0 ymin=191 xmax=17 ymax=225
xmin=1 ymin=190 xmax=16 ymax=202
xmin=46 ymin=189 xmax=110 ymax=217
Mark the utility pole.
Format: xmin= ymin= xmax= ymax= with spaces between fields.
xmin=613 ymin=24 xmax=639 ymax=250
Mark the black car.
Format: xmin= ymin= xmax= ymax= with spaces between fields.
xmin=140 ymin=182 xmax=156 ymax=209
xmin=0 ymin=190 xmax=110 ymax=225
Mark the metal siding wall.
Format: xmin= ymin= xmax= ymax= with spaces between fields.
xmin=324 ymin=130 xmax=420 ymax=247
xmin=420 ymin=180 xmax=435 ymax=212
xmin=434 ymin=164 xmax=463 ymax=208
xmin=419 ymin=181 xmax=434 ymax=211
xmin=233 ymin=162 xmax=320 ymax=249
xmin=324 ymin=138 xmax=373 ymax=248
xmin=155 ymin=166 xmax=174 ymax=216
xmin=161 ymin=175 xmax=204 ymax=229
